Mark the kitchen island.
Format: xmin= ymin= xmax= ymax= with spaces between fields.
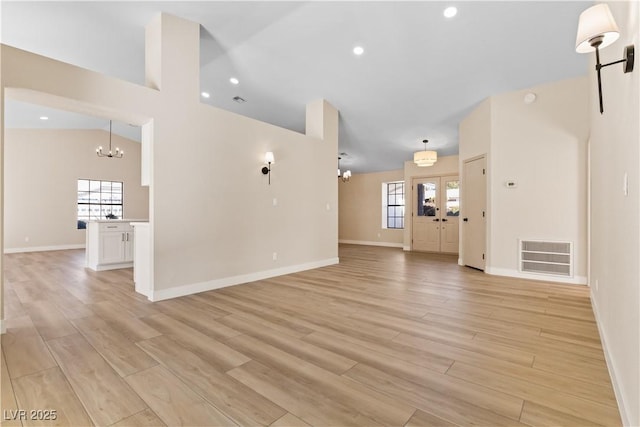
xmin=85 ymin=219 xmax=148 ymax=271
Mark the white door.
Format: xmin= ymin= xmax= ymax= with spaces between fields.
xmin=440 ymin=176 xmax=460 ymax=253
xmin=412 ymin=178 xmax=441 ymax=252
xmin=99 ymin=231 xmax=125 ymax=264
xmin=463 ymin=156 xmax=487 ymax=270
xmin=413 ymin=176 xmax=461 ymax=253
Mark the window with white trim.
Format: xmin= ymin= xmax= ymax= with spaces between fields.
xmin=382 ymin=181 xmax=405 ymax=229
xmin=77 ymin=179 xmax=123 ymax=229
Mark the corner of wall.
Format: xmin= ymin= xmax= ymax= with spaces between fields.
xmin=305 ymin=99 xmax=338 ymax=142
xmin=151 ymin=257 xmax=339 ymax=301
xmin=590 ymin=289 xmax=632 ymax=427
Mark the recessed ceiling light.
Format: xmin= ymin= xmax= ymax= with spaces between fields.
xmin=229 ymin=77 xmax=239 ymax=85
xmin=444 ymin=6 xmax=457 ymax=18
xmin=201 ymin=91 xmax=210 ymax=98
xmin=353 ymin=46 xmax=364 ymax=56
xmin=524 ymin=92 xmax=537 ymax=104
xmin=39 ymin=116 xmax=49 ymax=120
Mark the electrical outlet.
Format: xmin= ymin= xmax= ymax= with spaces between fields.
xmin=595 ymin=279 xmax=599 ymax=291
xmin=273 ymin=198 xmax=278 ymax=206
xmin=272 ymin=252 xmax=277 ymax=261
xmin=24 ymin=236 xmax=29 ymax=243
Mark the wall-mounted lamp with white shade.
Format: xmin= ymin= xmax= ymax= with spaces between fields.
xmin=575 ymin=3 xmax=634 ymax=114
xmin=337 ymin=157 xmax=351 ymax=182
xmin=261 ymin=151 xmax=274 ymax=184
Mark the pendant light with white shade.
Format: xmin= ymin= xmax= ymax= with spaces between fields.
xmin=414 ymin=139 xmax=437 ymax=167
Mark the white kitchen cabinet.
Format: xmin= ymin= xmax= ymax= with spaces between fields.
xmin=86 ymin=221 xmax=135 ymax=271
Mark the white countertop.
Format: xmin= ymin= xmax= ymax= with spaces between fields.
xmin=89 ymin=219 xmax=149 ymax=223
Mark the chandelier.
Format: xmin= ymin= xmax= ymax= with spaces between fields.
xmin=96 ymin=120 xmax=123 ymax=158
xmin=414 ymin=139 xmax=437 ymax=167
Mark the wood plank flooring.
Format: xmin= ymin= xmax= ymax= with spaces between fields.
xmin=1 ymin=245 xmax=621 ymax=426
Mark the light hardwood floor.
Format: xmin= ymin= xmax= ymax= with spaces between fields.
xmin=1 ymin=245 xmax=621 ymax=426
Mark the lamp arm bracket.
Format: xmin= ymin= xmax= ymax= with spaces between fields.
xmin=596 ymin=45 xmax=635 ymax=73
xmin=598 ymin=58 xmax=627 ymax=69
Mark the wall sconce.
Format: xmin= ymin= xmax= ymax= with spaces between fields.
xmin=261 ymin=151 xmax=274 ymax=184
xmin=338 ymin=157 xmax=351 ymax=182
xmin=575 ymin=3 xmax=634 ymax=114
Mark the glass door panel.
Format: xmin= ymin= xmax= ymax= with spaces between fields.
xmin=444 ymin=179 xmax=460 ymax=217
xmin=416 ymin=181 xmax=437 ymax=217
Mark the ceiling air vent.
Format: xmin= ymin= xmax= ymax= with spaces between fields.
xmin=233 ymin=96 xmax=246 ymax=103
xmin=519 ymin=240 xmax=572 ymax=277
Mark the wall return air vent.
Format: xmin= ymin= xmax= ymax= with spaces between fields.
xmin=519 ymin=240 xmax=572 ymax=277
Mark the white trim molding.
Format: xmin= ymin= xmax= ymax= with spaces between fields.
xmin=486 ymin=267 xmax=587 ymax=285
xmin=339 ymin=239 xmax=403 ymax=249
xmin=590 ymin=291 xmax=630 ymax=426
xmin=150 ymin=257 xmax=339 ymax=302
xmin=4 ymin=244 xmax=85 ymax=254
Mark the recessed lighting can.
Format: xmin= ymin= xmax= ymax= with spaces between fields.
xmin=444 ymin=6 xmax=457 ymax=18
xmin=201 ymin=91 xmax=210 ymax=98
xmin=524 ymin=92 xmax=537 ymax=104
xmin=229 ymin=77 xmax=239 ymax=85
xmin=39 ymin=116 xmax=49 ymax=120
xmin=353 ymin=46 xmax=364 ymax=56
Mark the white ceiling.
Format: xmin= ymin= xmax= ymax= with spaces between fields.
xmin=2 ymin=1 xmax=590 ymax=173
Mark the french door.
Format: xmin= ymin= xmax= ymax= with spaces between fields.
xmin=411 ymin=175 xmax=460 ymax=253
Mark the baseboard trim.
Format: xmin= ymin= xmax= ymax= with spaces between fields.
xmin=590 ymin=291 xmax=630 ymax=426
xmin=403 ymin=245 xmax=410 ymax=251
xmin=486 ymin=267 xmax=587 ymax=285
xmin=4 ymin=244 xmax=85 ymax=254
xmin=339 ymin=239 xmax=403 ymax=248
xmin=458 ymin=258 xmax=463 ymax=266
xmin=86 ymin=262 xmax=133 ymax=272
xmin=0 ymin=319 xmax=5 ymax=335
xmin=150 ymin=257 xmax=340 ymax=302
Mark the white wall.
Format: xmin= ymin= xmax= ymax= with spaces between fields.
xmin=338 ymin=169 xmax=405 ymax=247
xmin=459 ymin=99 xmax=492 ymax=266
xmin=489 ymin=77 xmax=589 ymax=283
xmin=3 ymin=129 xmax=148 ymax=252
xmin=145 ymin=15 xmax=338 ymax=295
xmin=459 ymin=78 xmax=589 ymax=284
xmin=589 ymin=2 xmax=639 ymax=425
xmin=0 ymin=13 xmax=338 ymax=308
xmin=0 ymin=50 xmax=4 ymax=330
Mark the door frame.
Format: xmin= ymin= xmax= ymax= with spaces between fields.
xmin=410 ymin=174 xmax=460 ymax=253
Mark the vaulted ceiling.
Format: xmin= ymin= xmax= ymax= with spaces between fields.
xmin=2 ymin=1 xmax=590 ymax=173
